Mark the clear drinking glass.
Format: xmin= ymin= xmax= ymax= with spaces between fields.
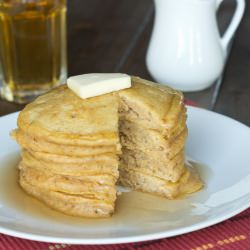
xmin=0 ymin=0 xmax=67 ymax=103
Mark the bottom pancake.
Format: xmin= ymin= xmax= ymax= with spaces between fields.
xmin=20 ymin=174 xmax=115 ymax=218
xmin=118 ymin=164 xmax=203 ymax=199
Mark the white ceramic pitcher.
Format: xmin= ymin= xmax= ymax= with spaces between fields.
xmin=146 ymin=0 xmax=245 ymax=91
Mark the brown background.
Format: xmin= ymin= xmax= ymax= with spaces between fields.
xmin=1 ymin=0 xmax=249 ymax=127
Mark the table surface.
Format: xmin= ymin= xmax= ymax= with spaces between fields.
xmin=0 ymin=0 xmax=249 ymax=127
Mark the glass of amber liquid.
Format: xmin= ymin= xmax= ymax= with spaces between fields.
xmin=0 ymin=0 xmax=67 ymax=103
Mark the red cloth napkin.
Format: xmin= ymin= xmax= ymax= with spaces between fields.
xmin=0 ymin=208 xmax=249 ymax=250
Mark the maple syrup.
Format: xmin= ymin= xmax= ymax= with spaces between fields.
xmin=0 ymin=152 xmax=211 ymax=227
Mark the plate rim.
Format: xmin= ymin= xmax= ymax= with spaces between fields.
xmin=0 ymin=203 xmax=249 ymax=245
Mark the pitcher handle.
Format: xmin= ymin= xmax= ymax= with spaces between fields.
xmin=216 ymin=0 xmax=245 ymax=52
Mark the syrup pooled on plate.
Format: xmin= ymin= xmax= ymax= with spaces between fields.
xmin=0 ymin=152 xmax=210 ymax=227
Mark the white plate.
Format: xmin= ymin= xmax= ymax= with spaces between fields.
xmin=0 ymin=107 xmax=249 ymax=245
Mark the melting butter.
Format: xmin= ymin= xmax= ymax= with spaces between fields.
xmin=67 ymin=73 xmax=131 ymax=99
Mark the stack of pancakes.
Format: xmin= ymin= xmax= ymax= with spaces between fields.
xmin=12 ymin=87 xmax=121 ymax=218
xmin=12 ymin=76 xmax=203 ymax=218
xmin=118 ymin=77 xmax=203 ymax=198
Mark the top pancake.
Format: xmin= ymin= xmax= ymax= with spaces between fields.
xmin=119 ymin=77 xmax=185 ymax=135
xmin=17 ymin=85 xmax=120 ymax=146
xmin=17 ymin=77 xmax=185 ymax=146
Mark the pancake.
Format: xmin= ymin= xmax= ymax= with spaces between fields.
xmin=20 ymin=175 xmax=115 ymax=218
xmin=21 ymin=150 xmax=119 ymax=177
xmin=19 ymin=164 xmax=117 ymax=200
xmin=118 ymin=164 xmax=203 ymax=199
xmin=119 ymin=77 xmax=185 ymax=136
xmin=12 ymin=130 xmax=120 ymax=157
xmin=25 ymin=150 xmax=118 ymax=164
xmin=17 ymin=85 xmax=120 ymax=146
xmin=120 ymin=148 xmax=185 ymax=182
xmin=120 ymin=122 xmax=187 ymax=157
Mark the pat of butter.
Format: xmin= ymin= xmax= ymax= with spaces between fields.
xmin=67 ymin=73 xmax=131 ymax=99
